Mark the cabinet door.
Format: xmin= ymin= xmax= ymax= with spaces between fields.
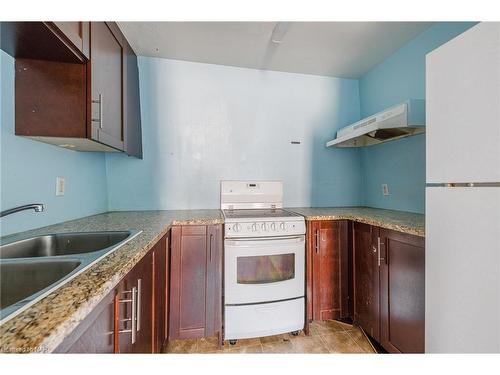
xmin=206 ymin=225 xmax=222 ymax=341
xmin=379 ymin=229 xmax=425 ymax=353
xmin=310 ymin=220 xmax=349 ymax=321
xmin=133 ymin=251 xmax=154 ymax=353
xmin=169 ymin=226 xmax=208 ymax=339
xmin=153 ymin=233 xmax=168 ymax=352
xmin=123 ymin=39 xmax=143 ymax=158
xmin=118 ymin=252 xmax=154 ymax=353
xmin=53 ymin=22 xmax=89 ymax=58
xmin=90 ymin=22 xmax=124 ymax=150
xmin=353 ymin=222 xmax=380 ymax=340
xmin=56 ymin=289 xmax=118 ymax=353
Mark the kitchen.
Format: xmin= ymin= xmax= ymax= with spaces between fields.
xmin=0 ymin=1 xmax=499 ymax=373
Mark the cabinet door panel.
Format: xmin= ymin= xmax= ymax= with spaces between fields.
xmin=90 ymin=22 xmax=123 ymax=150
xmin=134 ymin=251 xmax=154 ymax=353
xmin=118 ymin=252 xmax=153 ymax=353
xmin=170 ymin=226 xmax=208 ymax=339
xmin=153 ymin=234 xmax=168 ymax=352
xmin=53 ymin=22 xmax=89 ymax=58
xmin=380 ymin=229 xmax=425 ymax=353
xmin=353 ymin=222 xmax=379 ymax=340
xmin=58 ymin=290 xmax=116 ymax=353
xmin=310 ymin=220 xmax=348 ymax=321
xmin=123 ymin=40 xmax=143 ymax=158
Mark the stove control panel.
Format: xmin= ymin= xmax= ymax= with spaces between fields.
xmin=225 ymin=219 xmax=306 ymax=238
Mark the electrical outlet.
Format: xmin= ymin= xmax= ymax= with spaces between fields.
xmin=381 ymin=184 xmax=389 ymax=196
xmin=56 ymin=177 xmax=65 ymax=196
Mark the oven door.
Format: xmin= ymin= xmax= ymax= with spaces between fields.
xmin=224 ymin=235 xmax=305 ymax=305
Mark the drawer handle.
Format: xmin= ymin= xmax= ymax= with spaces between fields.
xmin=136 ymin=279 xmax=142 ymax=332
xmin=118 ymin=286 xmax=137 ymax=344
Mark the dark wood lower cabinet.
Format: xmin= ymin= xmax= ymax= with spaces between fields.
xmin=118 ymin=251 xmax=154 ymax=353
xmin=352 ymin=224 xmax=425 ymax=353
xmin=152 ymin=233 xmax=169 ymax=352
xmin=55 ymin=289 xmax=116 ymax=353
xmin=379 ymin=228 xmax=425 ymax=353
xmin=169 ymin=225 xmax=222 ymax=341
xmin=56 ymin=233 xmax=169 ymax=353
xmin=306 ymin=220 xmax=349 ymax=323
xmin=353 ymin=222 xmax=380 ymax=341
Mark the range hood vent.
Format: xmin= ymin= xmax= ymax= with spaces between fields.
xmin=326 ymin=99 xmax=425 ymax=148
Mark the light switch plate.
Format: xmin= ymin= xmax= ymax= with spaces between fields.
xmin=381 ymin=184 xmax=389 ymax=196
xmin=56 ymin=177 xmax=65 ymax=196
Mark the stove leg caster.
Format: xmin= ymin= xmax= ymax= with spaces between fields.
xmin=291 ymin=331 xmax=300 ymax=336
xmin=229 ymin=340 xmax=237 ymax=345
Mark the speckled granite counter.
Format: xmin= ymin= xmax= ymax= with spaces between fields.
xmin=288 ymin=207 xmax=425 ymax=237
xmin=0 ymin=206 xmax=422 ymax=353
xmin=0 ymin=210 xmax=223 ymax=353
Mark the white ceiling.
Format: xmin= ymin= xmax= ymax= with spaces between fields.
xmin=118 ymin=22 xmax=433 ymax=79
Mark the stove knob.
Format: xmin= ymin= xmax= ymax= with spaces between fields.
xmin=280 ymin=222 xmax=286 ymax=231
xmin=233 ymin=223 xmax=242 ymax=232
xmin=261 ymin=222 xmax=268 ymax=231
xmin=251 ymin=223 xmax=258 ymax=232
xmin=270 ymin=222 xmax=276 ymax=231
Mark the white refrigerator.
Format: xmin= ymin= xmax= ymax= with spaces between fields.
xmin=426 ymin=22 xmax=500 ymax=353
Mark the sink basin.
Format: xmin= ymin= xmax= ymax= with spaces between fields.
xmin=0 ymin=229 xmax=141 ymax=323
xmin=0 ymin=260 xmax=81 ymax=310
xmin=0 ymin=231 xmax=131 ymax=259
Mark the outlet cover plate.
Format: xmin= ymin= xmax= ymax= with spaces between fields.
xmin=56 ymin=177 xmax=65 ymax=196
xmin=382 ymin=184 xmax=389 ymax=196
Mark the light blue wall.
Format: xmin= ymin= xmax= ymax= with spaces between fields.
xmin=106 ymin=57 xmax=362 ymax=210
xmin=358 ymin=22 xmax=477 ymax=213
xmin=0 ymin=51 xmax=108 ymax=236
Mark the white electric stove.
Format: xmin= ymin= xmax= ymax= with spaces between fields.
xmin=221 ymin=181 xmax=305 ymax=343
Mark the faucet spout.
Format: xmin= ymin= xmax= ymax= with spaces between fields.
xmin=0 ymin=204 xmax=45 ymax=218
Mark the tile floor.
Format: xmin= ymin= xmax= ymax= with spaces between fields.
xmin=165 ymin=320 xmax=376 ymax=354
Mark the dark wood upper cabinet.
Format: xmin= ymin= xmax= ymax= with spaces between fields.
xmin=353 ymin=222 xmax=380 ymax=341
xmin=379 ymin=228 xmax=425 ymax=353
xmin=2 ymin=21 xmax=142 ymax=156
xmin=306 ymin=220 xmax=349 ymax=322
xmin=53 ymin=22 xmax=90 ymax=59
xmin=169 ymin=225 xmax=222 ymax=341
xmin=89 ymin=22 xmax=124 ymax=151
xmin=1 ymin=22 xmax=88 ymax=63
xmin=123 ymin=39 xmax=143 ymax=158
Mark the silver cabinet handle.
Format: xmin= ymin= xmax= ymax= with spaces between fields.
xmin=91 ymin=93 xmax=103 ymax=129
xmin=377 ymin=237 xmax=385 ymax=266
xmin=315 ymin=230 xmax=320 ymax=254
xmin=118 ymin=287 xmax=137 ymax=344
xmin=136 ymin=279 xmax=142 ymax=332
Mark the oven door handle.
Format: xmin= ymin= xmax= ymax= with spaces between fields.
xmin=225 ymin=235 xmax=304 ymax=247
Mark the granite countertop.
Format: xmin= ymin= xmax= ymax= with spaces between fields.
xmin=0 ymin=210 xmax=223 ymax=353
xmin=0 ymin=206 xmax=423 ymax=353
xmin=288 ymin=207 xmax=425 ymax=237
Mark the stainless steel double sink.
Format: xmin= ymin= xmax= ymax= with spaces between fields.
xmin=0 ymin=230 xmax=141 ymax=323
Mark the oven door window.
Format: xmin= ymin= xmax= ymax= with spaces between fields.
xmin=237 ymin=253 xmax=295 ymax=284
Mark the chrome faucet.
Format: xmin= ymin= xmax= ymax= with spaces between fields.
xmin=0 ymin=204 xmax=45 ymax=218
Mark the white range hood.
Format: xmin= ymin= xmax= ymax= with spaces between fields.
xmin=326 ymin=99 xmax=425 ymax=148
